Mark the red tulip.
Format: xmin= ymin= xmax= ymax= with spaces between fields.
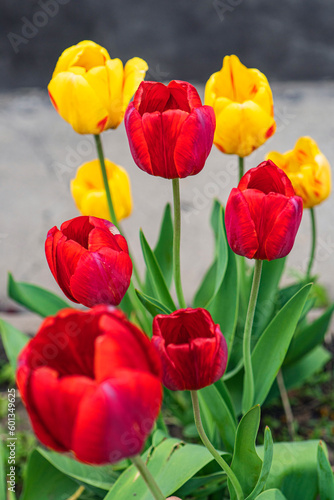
xmin=225 ymin=160 xmax=303 ymax=261
xmin=45 ymin=216 xmax=132 ymax=308
xmin=152 ymin=308 xmax=228 ymax=391
xmin=16 ymin=306 xmax=162 ymax=464
xmin=124 ymin=80 xmax=216 ymax=179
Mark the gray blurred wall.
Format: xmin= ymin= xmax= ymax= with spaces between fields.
xmin=1 ymin=0 xmax=334 ymax=89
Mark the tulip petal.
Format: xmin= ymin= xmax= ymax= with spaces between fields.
xmin=73 ymin=371 xmax=162 ymax=464
xmin=125 ymin=104 xmax=153 ymax=175
xmin=70 ymin=249 xmax=132 ymax=307
xmin=45 ymin=226 xmax=61 ymax=282
xmin=48 ymin=72 xmax=109 ymax=134
xmin=225 ymin=188 xmax=259 ymax=258
xmin=264 ymin=196 xmax=303 ymax=260
xmin=95 ymin=317 xmax=161 ymax=382
xmin=141 ymin=108 xmax=189 ymax=178
xmin=123 ymin=57 xmax=148 ymax=112
xmin=168 ymin=80 xmax=203 ymax=110
xmin=52 ymin=41 xmax=110 ymax=77
xmin=136 ymin=82 xmax=171 ymax=114
xmin=214 ymin=101 xmax=276 ymax=158
xmin=204 ymin=72 xmax=219 ymax=107
xmin=55 ymin=238 xmax=86 ymax=301
xmin=25 ymin=366 xmax=96 ymax=451
xmin=174 ymin=106 xmax=215 ymax=178
xmin=18 ymin=308 xmax=104 ymax=378
xmin=239 ymin=160 xmax=296 ymax=196
xmin=88 ymin=227 xmax=123 ymax=253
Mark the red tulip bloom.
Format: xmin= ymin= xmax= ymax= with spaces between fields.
xmin=152 ymin=308 xmax=228 ymax=391
xmin=16 ymin=306 xmax=162 ymax=464
xmin=45 ymin=216 xmax=132 ymax=308
xmin=125 ymin=80 xmax=216 ymax=179
xmin=225 ymin=160 xmax=303 ymax=261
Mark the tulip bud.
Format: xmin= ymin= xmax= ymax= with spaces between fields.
xmin=125 ymin=80 xmax=216 ymax=179
xmin=48 ymin=40 xmax=148 ymax=134
xmin=205 ymin=55 xmax=275 ymax=157
xmin=16 ymin=306 xmax=162 ymax=464
xmin=225 ymin=160 xmax=303 ymax=261
xmin=45 ymin=216 xmax=132 ymax=307
xmin=266 ymin=136 xmax=331 ymax=208
xmin=152 ymin=308 xmax=228 ymax=391
xmin=71 ymin=159 xmax=132 ymax=222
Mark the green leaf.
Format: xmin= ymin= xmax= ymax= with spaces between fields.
xmin=175 ymin=471 xmax=226 ymax=498
xmin=257 ymin=440 xmax=320 ymax=500
xmin=140 ymin=230 xmax=176 ymax=312
xmin=253 ymin=258 xmax=286 ymax=340
xmin=207 ymin=243 xmax=239 ymax=353
xmin=193 ymin=200 xmax=227 ymax=308
xmin=193 ymin=259 xmax=217 ymax=308
xmin=266 ymin=346 xmax=331 ymax=403
xmin=285 ymin=304 xmax=334 ymax=365
xmin=213 ymin=205 xmax=228 ymax=294
xmin=21 ymin=450 xmax=79 ymax=500
xmin=199 ymin=382 xmax=237 ymax=453
xmin=210 ymin=198 xmax=222 ymax=243
xmin=254 ymin=490 xmax=287 ymax=500
xmin=317 ymin=441 xmax=334 ymax=500
xmin=37 ymin=448 xmax=117 ymax=491
xmin=0 ymin=318 xmax=29 ymax=371
xmin=135 ymin=289 xmax=173 ymax=317
xmin=153 ymin=204 xmax=174 ymax=289
xmin=105 ymin=436 xmax=228 ymax=499
xmin=8 ymin=273 xmax=69 ymax=317
xmin=252 ymin=284 xmax=312 ymax=406
xmin=229 ymin=405 xmax=262 ymax=499
xmin=247 ymin=427 xmax=274 ymax=500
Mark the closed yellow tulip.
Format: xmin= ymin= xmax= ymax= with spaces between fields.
xmin=266 ymin=137 xmax=331 ymax=208
xmin=205 ymin=55 xmax=276 ymax=158
xmin=71 ymin=159 xmax=132 ymax=221
xmin=48 ymin=40 xmax=148 ymax=134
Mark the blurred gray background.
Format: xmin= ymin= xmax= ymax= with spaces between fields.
xmin=1 ymin=0 xmax=334 ymax=320
xmin=2 ymin=0 xmax=334 ymax=88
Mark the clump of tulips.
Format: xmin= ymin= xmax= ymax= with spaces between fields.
xmin=2 ymin=40 xmax=333 ymax=500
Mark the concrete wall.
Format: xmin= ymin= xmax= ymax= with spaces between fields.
xmin=1 ymin=0 xmax=334 ymax=89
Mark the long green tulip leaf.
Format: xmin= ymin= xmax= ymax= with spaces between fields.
xmin=135 ymin=289 xmax=173 ymax=317
xmin=140 ymin=229 xmax=176 ymax=311
xmin=228 ymin=405 xmax=262 ymax=499
xmin=8 ymin=273 xmax=69 ymax=317
xmin=252 ymin=284 xmax=312 ymax=405
xmin=317 ymin=441 xmax=334 ymax=499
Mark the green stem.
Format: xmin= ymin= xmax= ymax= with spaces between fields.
xmin=67 ymin=486 xmax=85 ymax=500
xmin=306 ymin=207 xmax=316 ymax=280
xmin=131 ymin=455 xmax=165 ymax=500
xmin=94 ymin=134 xmax=143 ymax=288
xmin=94 ymin=134 xmax=117 ymax=226
xmin=242 ymin=260 xmax=263 ymax=414
xmin=277 ymin=369 xmax=296 ymax=441
xmin=238 ymin=156 xmax=244 ymax=182
xmin=191 ymin=391 xmax=244 ymax=500
xmin=172 ymin=178 xmax=186 ymax=309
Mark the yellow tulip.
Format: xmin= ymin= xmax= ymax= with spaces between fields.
xmin=266 ymin=137 xmax=331 ymax=208
xmin=71 ymin=159 xmax=132 ymax=221
xmin=48 ymin=40 xmax=148 ymax=134
xmin=205 ymin=55 xmax=276 ymax=157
